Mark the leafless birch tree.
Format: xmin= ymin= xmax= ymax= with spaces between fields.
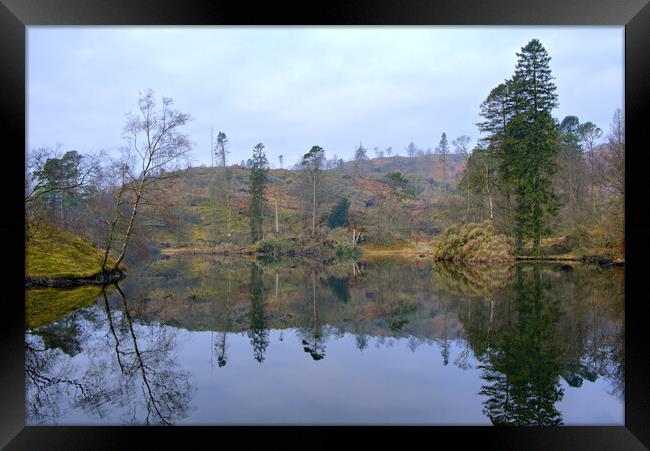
xmin=103 ymin=90 xmax=192 ymax=271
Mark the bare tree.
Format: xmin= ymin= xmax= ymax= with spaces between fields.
xmin=104 ymin=90 xmax=192 ymax=271
xmin=406 ymin=142 xmax=417 ymax=159
xmin=453 ymin=135 xmax=472 ymax=220
xmin=578 ymin=122 xmax=603 ymax=210
xmin=604 ymin=108 xmax=624 ymax=199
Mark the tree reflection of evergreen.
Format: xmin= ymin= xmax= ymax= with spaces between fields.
xmin=248 ymin=264 xmax=270 ymax=363
xmin=477 ymin=264 xmax=564 ymax=425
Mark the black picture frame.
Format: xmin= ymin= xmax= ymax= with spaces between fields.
xmin=2 ymin=0 xmax=648 ymax=448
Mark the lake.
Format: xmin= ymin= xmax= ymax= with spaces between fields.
xmin=25 ymin=256 xmax=624 ymax=425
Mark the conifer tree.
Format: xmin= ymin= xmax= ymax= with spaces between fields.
xmin=301 ymin=146 xmax=326 ymax=237
xmin=512 ymin=40 xmax=560 ymax=253
xmin=327 ymin=198 xmax=351 ymax=228
xmin=486 ymin=39 xmax=561 ymax=254
xmin=214 ymin=131 xmax=233 ymax=238
xmin=436 ymin=132 xmax=450 ymax=188
xmin=249 ymin=143 xmax=269 ymax=243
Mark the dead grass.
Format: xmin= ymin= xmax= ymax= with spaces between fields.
xmin=432 ymin=221 xmax=514 ymax=262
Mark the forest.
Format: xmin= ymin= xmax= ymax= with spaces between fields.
xmin=25 ymin=38 xmax=625 ymax=283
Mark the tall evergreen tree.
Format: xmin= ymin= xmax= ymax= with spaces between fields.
xmin=436 ymin=133 xmax=450 ymax=188
xmin=498 ymin=39 xmax=561 ymax=254
xmin=248 ymin=264 xmax=269 ymax=363
xmin=301 ymin=146 xmax=326 ymax=237
xmin=477 ymin=81 xmax=517 ymax=229
xmin=213 ymin=131 xmax=234 ymax=238
xmin=249 ymin=143 xmax=269 ymax=243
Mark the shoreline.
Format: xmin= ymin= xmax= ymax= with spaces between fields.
xmin=25 ymin=268 xmax=128 ymax=289
xmin=159 ymin=244 xmax=624 ymax=266
xmin=515 ymin=255 xmax=625 ymax=266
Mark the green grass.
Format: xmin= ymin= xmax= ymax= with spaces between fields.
xmin=26 ymin=223 xmax=118 ymax=278
xmin=25 ymin=285 xmax=104 ymax=329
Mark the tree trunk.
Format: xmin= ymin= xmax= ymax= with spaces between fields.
xmin=59 ymin=183 xmax=65 ymax=227
xmin=227 ymin=193 xmax=232 ymax=238
xmin=485 ymin=164 xmax=494 ymax=221
xmin=311 ymin=171 xmax=316 ymax=237
xmin=113 ymin=178 xmax=145 ymax=270
xmin=312 ymin=269 xmax=317 ymax=334
xmin=101 ymin=183 xmax=126 ymax=271
xmin=274 ymin=197 xmax=279 ymax=235
xmin=466 ymin=183 xmax=470 ymax=222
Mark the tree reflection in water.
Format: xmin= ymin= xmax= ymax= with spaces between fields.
xmin=26 ymin=284 xmax=193 ymax=425
xmin=298 ymin=269 xmax=327 ymax=360
xmin=214 ymin=270 xmax=233 ymax=368
xmin=248 ymin=263 xmax=270 ymax=363
xmin=477 ymin=264 xmax=564 ymax=425
xmin=26 ymin=257 xmax=624 ymax=425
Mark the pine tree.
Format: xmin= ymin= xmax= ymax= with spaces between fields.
xmin=436 ymin=133 xmax=450 ymax=188
xmin=487 ymin=39 xmax=561 ymax=254
xmin=249 ymin=143 xmax=269 ymax=243
xmin=214 ymin=131 xmax=234 ymax=238
xmin=327 ymin=198 xmax=351 ymax=228
xmin=301 ymin=146 xmax=326 ymax=237
xmin=477 ymin=81 xmax=517 ymax=228
xmin=215 ymin=131 xmax=229 ymax=168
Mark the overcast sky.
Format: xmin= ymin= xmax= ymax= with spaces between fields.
xmin=27 ymin=26 xmax=623 ymax=168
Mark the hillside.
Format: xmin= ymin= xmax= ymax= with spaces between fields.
xmin=141 ymin=153 xmax=467 ymax=251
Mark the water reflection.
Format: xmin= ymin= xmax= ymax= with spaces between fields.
xmin=248 ymin=264 xmax=270 ymax=363
xmin=477 ymin=265 xmax=564 ymax=425
xmin=26 ymin=284 xmax=193 ymax=425
xmin=25 ymin=257 xmax=624 ymax=425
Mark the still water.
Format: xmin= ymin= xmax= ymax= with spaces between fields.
xmin=25 ymin=256 xmax=624 ymax=425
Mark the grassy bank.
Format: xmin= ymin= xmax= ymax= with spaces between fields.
xmin=26 ymin=223 xmax=122 ymax=280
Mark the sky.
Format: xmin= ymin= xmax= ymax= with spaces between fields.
xmin=27 ymin=26 xmax=623 ymax=168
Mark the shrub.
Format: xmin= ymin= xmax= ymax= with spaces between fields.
xmin=256 ymin=237 xmax=300 ymax=256
xmin=335 ymin=243 xmax=362 ymax=261
xmin=433 ymin=221 xmax=514 ymax=262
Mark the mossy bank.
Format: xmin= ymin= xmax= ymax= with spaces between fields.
xmin=26 ymin=223 xmax=126 ymax=288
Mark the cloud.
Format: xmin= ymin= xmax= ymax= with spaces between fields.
xmin=27 ymin=26 xmax=623 ymax=168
